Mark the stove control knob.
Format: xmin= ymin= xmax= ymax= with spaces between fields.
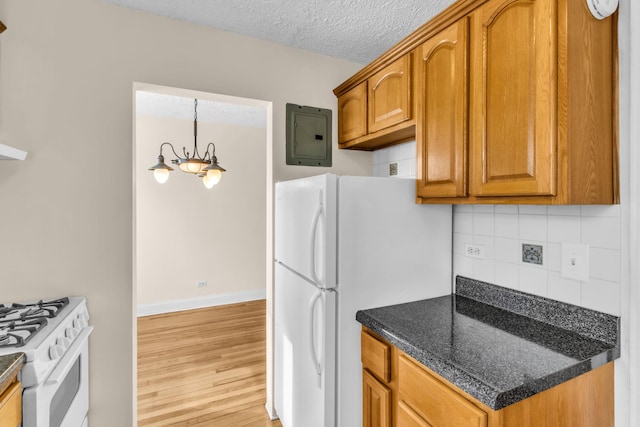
xmin=73 ymin=317 xmax=88 ymax=330
xmin=65 ymin=327 xmax=78 ymax=340
xmin=57 ymin=337 xmax=71 ymax=349
xmin=49 ymin=345 xmax=65 ymax=360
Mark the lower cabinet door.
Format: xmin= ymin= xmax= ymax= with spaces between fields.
xmin=398 ymin=401 xmax=433 ymax=427
xmin=399 ymin=355 xmax=487 ymax=427
xmin=362 ymin=369 xmax=391 ymax=427
xmin=0 ymin=381 xmax=22 ymax=427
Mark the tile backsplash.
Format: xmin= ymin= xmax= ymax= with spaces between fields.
xmin=373 ymin=141 xmax=622 ymax=316
xmin=373 ymin=141 xmax=416 ymax=178
xmin=453 ymin=204 xmax=622 ymax=316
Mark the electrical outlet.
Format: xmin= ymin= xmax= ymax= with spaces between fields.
xmin=464 ymin=243 xmax=485 ymax=259
xmin=522 ymin=244 xmax=543 ymax=265
xmin=389 ymin=163 xmax=398 ymax=176
xmin=561 ymin=243 xmax=590 ymax=282
xmin=197 ymin=280 xmax=208 ymax=288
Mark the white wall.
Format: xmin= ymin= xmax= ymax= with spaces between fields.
xmin=0 ymin=1 xmax=371 ymax=426
xmin=373 ymin=141 xmax=416 ymax=178
xmin=620 ymin=0 xmax=638 ymax=424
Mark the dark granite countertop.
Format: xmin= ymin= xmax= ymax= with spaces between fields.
xmin=356 ymin=276 xmax=620 ymax=410
xmin=0 ymin=352 xmax=25 ymax=392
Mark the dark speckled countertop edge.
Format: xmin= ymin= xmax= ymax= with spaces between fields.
xmin=356 ymin=277 xmax=621 ymax=411
xmin=357 ymin=311 xmax=503 ymax=406
xmin=0 ymin=352 xmax=25 ymax=390
xmin=456 ymin=276 xmax=620 ymax=346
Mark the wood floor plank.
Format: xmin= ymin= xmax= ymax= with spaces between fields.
xmin=137 ymin=300 xmax=281 ymax=427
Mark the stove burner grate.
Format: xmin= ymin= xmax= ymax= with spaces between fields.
xmin=0 ymin=305 xmax=18 ymax=320
xmin=0 ymin=318 xmax=48 ymax=348
xmin=11 ymin=297 xmax=70 ymax=320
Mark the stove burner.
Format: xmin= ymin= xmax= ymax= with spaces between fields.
xmin=0 ymin=305 xmax=18 ymax=320
xmin=12 ymin=297 xmax=70 ymax=320
xmin=0 ymin=318 xmax=48 ymax=348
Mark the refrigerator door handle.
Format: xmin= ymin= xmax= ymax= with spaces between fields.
xmin=308 ymin=290 xmax=324 ymax=383
xmin=309 ymin=196 xmax=324 ymax=287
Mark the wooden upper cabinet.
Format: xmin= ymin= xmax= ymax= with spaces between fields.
xmin=338 ymin=82 xmax=368 ymax=143
xmin=336 ymin=0 xmax=617 ymax=203
xmin=335 ymin=54 xmax=415 ymax=150
xmin=416 ymin=18 xmax=469 ymax=199
xmin=416 ymin=0 xmax=617 ymax=204
xmin=469 ymin=0 xmax=556 ymax=197
xmin=368 ymin=55 xmax=412 ymax=133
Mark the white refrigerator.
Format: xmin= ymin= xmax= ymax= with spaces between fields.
xmin=274 ymin=174 xmax=452 ymax=427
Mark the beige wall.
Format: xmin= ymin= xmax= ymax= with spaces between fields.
xmin=136 ymin=112 xmax=267 ymax=306
xmin=0 ymin=1 xmax=370 ymax=425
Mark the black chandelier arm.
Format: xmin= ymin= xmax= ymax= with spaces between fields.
xmin=159 ymin=142 xmax=182 ymax=160
xmin=204 ymin=142 xmax=217 ymax=161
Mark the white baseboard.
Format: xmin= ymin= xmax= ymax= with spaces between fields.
xmin=265 ymin=403 xmax=279 ymax=421
xmin=137 ymin=289 xmax=267 ymax=317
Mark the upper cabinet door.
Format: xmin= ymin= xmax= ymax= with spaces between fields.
xmin=338 ymin=82 xmax=368 ymax=143
xmin=470 ymin=0 xmax=556 ymax=197
xmin=416 ymin=18 xmax=469 ymax=198
xmin=367 ymin=55 xmax=412 ymax=133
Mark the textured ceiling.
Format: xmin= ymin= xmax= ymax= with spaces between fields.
xmin=136 ymin=92 xmax=267 ymax=128
xmin=99 ymin=0 xmax=454 ymax=64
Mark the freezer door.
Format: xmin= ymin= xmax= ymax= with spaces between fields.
xmin=274 ymin=263 xmax=336 ymax=427
xmin=275 ymin=174 xmax=337 ymax=289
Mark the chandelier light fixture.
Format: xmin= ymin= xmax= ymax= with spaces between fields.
xmin=148 ymin=98 xmax=226 ymax=189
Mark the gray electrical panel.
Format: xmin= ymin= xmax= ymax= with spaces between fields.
xmin=286 ymin=103 xmax=332 ymax=167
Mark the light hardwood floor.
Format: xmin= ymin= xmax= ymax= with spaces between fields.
xmin=137 ymin=299 xmax=282 ymax=427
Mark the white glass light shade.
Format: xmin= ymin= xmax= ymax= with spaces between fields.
xmin=203 ymin=169 xmax=222 ymax=189
xmin=153 ymin=169 xmax=170 ymax=184
xmin=202 ymin=175 xmax=215 ymax=189
xmin=178 ymin=159 xmax=208 ymax=174
xmin=206 ymin=169 xmax=222 ymax=185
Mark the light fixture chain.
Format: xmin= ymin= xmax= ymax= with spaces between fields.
xmin=193 ymin=99 xmax=199 ymax=155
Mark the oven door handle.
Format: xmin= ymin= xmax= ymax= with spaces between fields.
xmin=46 ymin=326 xmax=93 ymax=385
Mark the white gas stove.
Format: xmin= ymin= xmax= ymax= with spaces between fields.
xmin=0 ymin=297 xmax=92 ymax=427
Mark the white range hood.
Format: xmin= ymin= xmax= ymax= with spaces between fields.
xmin=0 ymin=143 xmax=28 ymax=160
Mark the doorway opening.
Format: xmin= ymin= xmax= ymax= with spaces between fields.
xmin=132 ymin=83 xmax=276 ymax=425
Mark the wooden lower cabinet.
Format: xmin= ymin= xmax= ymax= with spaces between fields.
xmin=361 ymin=328 xmax=614 ymax=427
xmin=397 ymin=401 xmax=433 ymax=427
xmin=0 ymin=381 xmax=22 ymax=427
xmin=363 ymin=369 xmax=392 ymax=427
xmin=399 ymin=355 xmax=487 ymax=427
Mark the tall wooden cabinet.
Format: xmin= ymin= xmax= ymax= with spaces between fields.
xmin=416 ymin=18 xmax=469 ymax=198
xmin=419 ymin=0 xmax=617 ymax=204
xmin=470 ymin=0 xmax=556 ymax=198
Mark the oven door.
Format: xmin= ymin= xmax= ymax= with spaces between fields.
xmin=22 ymin=326 xmax=93 ymax=427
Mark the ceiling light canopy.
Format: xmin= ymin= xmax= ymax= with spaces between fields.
xmin=148 ymin=99 xmax=226 ymax=188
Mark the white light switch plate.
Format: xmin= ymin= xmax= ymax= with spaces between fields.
xmin=561 ymin=243 xmax=590 ymax=282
